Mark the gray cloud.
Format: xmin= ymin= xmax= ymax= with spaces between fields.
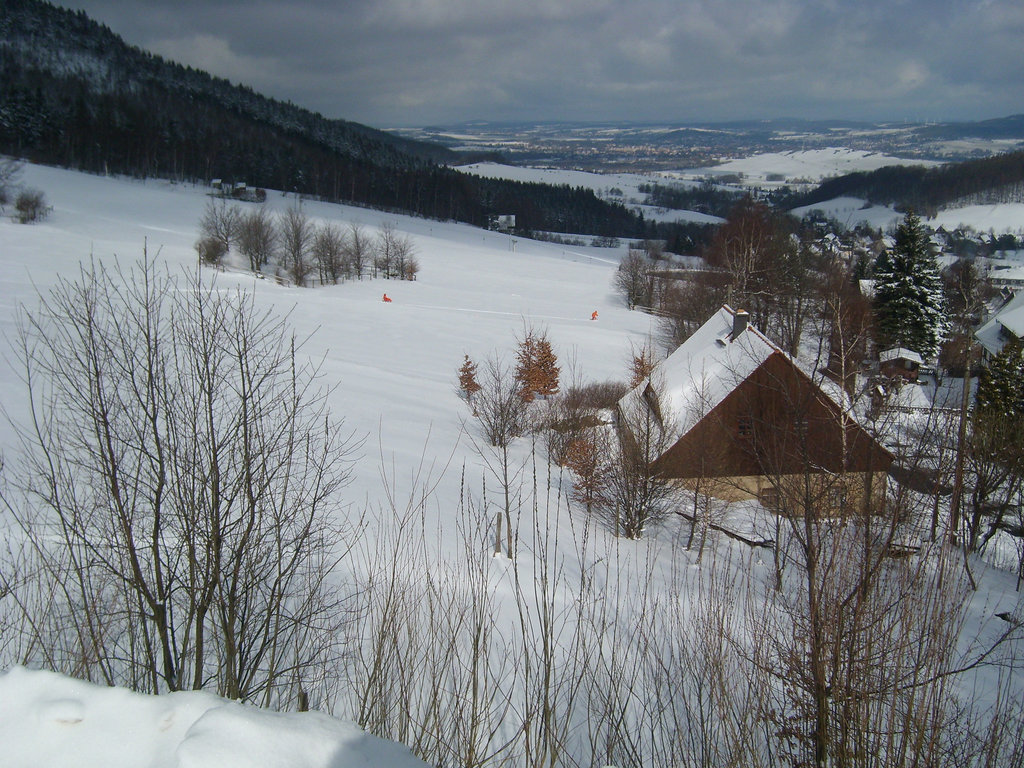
xmin=59 ymin=0 xmax=1023 ymax=126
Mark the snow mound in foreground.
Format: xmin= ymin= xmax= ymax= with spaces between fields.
xmin=0 ymin=666 xmax=426 ymax=768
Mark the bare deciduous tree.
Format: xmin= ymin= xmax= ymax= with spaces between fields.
xmin=344 ymin=222 xmax=370 ymax=279
xmin=471 ymin=356 xmax=530 ymax=555
xmin=659 ymin=272 xmax=728 ymax=350
xmin=1 ymin=257 xmax=360 ymax=707
xmin=313 ymin=222 xmax=346 ymax=285
xmin=237 ymin=206 xmax=277 ymax=273
xmin=279 ymin=207 xmax=314 ymax=286
xmin=374 ymin=222 xmax=414 ymax=280
xmin=199 ymin=199 xmax=240 ymax=255
xmin=614 ymin=248 xmax=653 ymax=310
xmin=604 ymin=372 xmax=684 ymax=538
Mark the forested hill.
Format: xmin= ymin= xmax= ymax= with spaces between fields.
xmin=0 ymin=0 xmax=645 ymax=237
xmin=788 ymin=148 xmax=1024 ymax=217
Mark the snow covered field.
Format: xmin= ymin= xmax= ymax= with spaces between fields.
xmin=704 ymin=147 xmax=940 ymax=186
xmin=791 ymin=195 xmax=1024 ymax=234
xmin=0 ymin=163 xmax=665 ymax=765
xmin=0 ymin=163 xmax=657 ymax=509
xmin=1 ymin=162 xmax=1022 ymax=766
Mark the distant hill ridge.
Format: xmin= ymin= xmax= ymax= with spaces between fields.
xmin=0 ymin=0 xmax=645 ymax=237
xmin=789 ymin=149 xmax=1024 ymax=217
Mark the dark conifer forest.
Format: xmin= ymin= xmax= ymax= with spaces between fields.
xmin=0 ymin=0 xmax=647 ymax=237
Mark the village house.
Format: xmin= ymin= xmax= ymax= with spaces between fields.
xmin=617 ymin=305 xmax=893 ymax=515
xmin=976 ymin=289 xmax=1024 ymax=359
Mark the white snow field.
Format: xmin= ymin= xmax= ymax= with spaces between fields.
xmin=0 ymin=162 xmax=657 ymax=508
xmin=705 ymin=147 xmax=940 ymax=186
xmin=0 ymin=666 xmax=428 ymax=768
xmin=791 ymin=196 xmax=1024 ymax=234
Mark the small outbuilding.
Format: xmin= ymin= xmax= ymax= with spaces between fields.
xmin=879 ymin=347 xmax=924 ymax=382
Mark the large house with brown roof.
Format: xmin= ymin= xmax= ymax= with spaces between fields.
xmin=617 ymin=306 xmax=892 ymax=515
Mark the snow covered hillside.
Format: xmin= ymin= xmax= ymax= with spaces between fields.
xmin=0 ymin=163 xmax=656 ymax=510
xmin=791 ymin=195 xmax=1024 ymax=234
xmin=705 ymin=148 xmax=940 ymax=186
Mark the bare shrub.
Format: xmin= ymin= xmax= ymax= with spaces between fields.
xmin=567 ymin=380 xmax=628 ymax=411
xmin=14 ymin=188 xmax=48 ymax=223
xmin=541 ymin=378 xmax=624 ymax=466
xmin=195 ymin=234 xmax=227 ymax=265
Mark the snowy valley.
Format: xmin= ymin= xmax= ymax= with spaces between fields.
xmin=1 ymin=159 xmax=1023 ymax=767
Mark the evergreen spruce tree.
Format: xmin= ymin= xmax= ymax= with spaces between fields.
xmin=872 ymin=210 xmax=949 ymax=359
xmin=976 ymin=338 xmax=1024 ymax=416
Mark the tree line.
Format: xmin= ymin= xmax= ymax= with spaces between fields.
xmin=197 ymin=199 xmax=419 ymax=285
xmin=784 ymin=149 xmax=1024 ymax=216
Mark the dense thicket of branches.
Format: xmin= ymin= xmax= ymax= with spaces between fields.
xmin=0 ymin=258 xmax=360 ymax=706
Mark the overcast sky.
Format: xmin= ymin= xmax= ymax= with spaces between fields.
xmin=60 ymin=0 xmax=1023 ymax=128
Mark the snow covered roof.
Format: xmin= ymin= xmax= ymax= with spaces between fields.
xmin=976 ymin=290 xmax=1024 ymax=357
xmin=879 ymin=347 xmax=924 ymax=365
xmin=619 ymin=305 xmax=782 ymax=436
xmin=990 ymin=265 xmax=1024 ymax=286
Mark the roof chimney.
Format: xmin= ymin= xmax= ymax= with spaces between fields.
xmin=731 ymin=309 xmax=749 ymax=340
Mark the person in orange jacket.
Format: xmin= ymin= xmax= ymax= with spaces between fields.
xmin=591 ymin=310 xmax=598 ymax=321
xmin=382 ymin=293 xmax=392 ymax=303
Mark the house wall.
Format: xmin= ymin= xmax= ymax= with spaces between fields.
xmin=678 ymin=471 xmax=888 ymax=515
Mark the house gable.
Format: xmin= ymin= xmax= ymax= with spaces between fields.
xmin=652 ymin=351 xmax=893 ymax=482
